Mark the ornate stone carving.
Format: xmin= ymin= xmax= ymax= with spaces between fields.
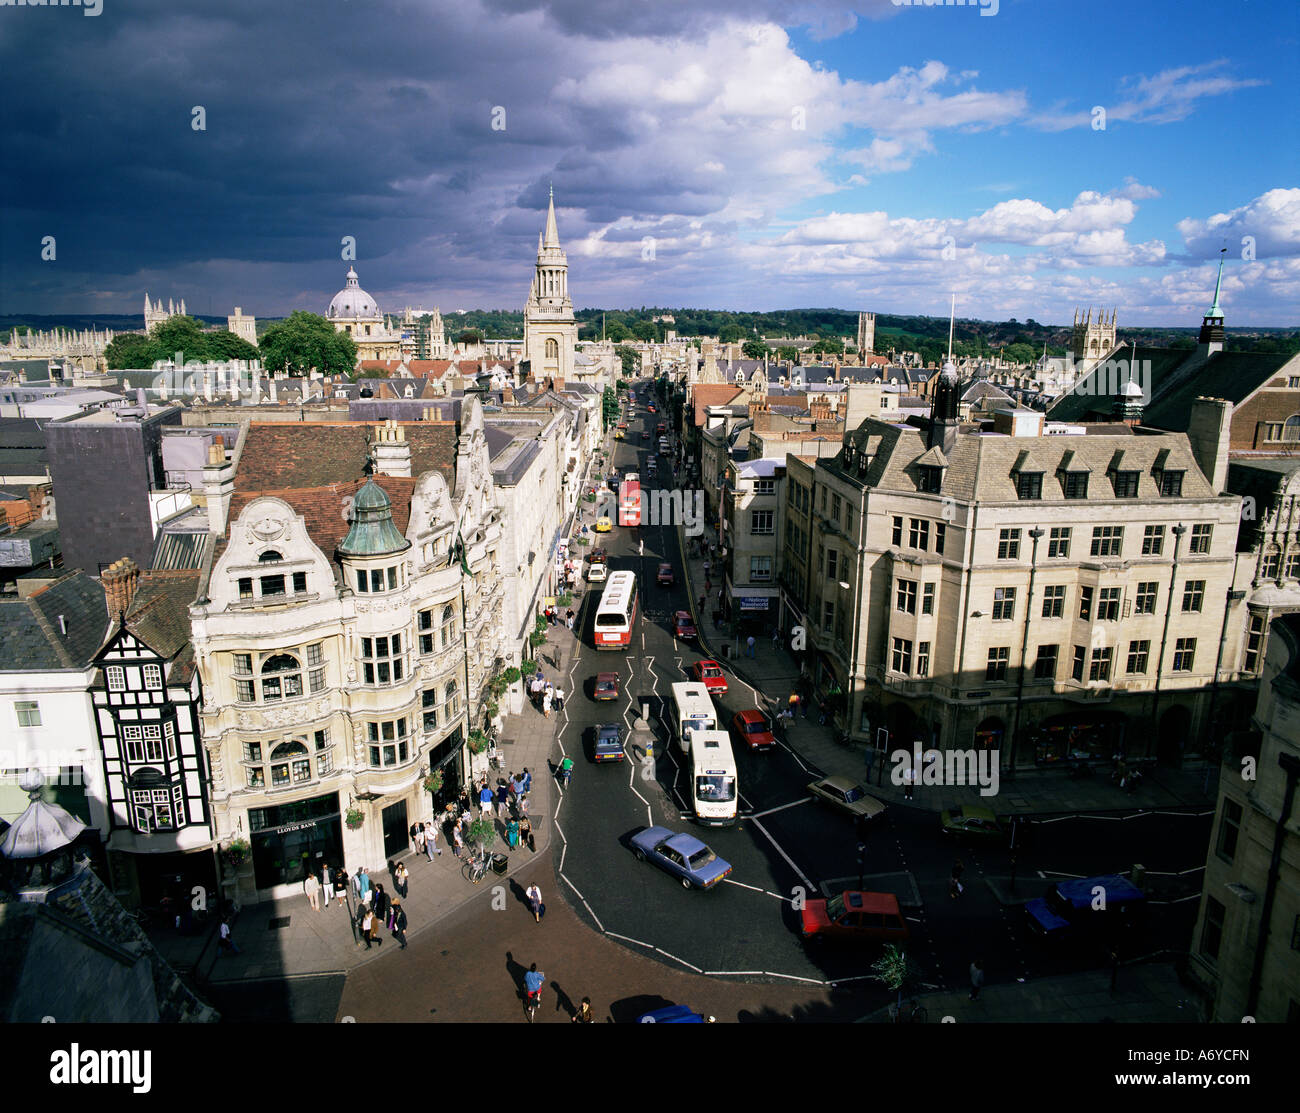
xmin=252 ymin=516 xmax=287 ymax=542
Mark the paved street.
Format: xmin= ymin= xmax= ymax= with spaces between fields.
xmin=168 ymin=391 xmax=1219 ymax=1023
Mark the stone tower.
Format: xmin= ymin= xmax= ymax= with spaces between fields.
xmin=144 ymin=294 xmax=186 ymax=333
xmin=227 ymin=307 xmax=257 ymax=346
xmin=1070 ymin=307 xmax=1117 ymax=369
xmin=522 ymin=187 xmax=577 ymax=381
xmin=857 ymin=311 xmax=875 ymax=357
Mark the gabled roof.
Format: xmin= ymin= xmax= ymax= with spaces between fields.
xmin=118 ymin=570 xmax=202 ymax=676
xmin=0 ymin=572 xmax=109 ymax=672
xmin=689 ymin=384 xmax=743 ymax=427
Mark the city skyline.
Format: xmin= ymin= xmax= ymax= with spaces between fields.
xmin=2 ymin=0 xmax=1297 ymax=326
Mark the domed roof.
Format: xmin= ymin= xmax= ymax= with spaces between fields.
xmin=328 ymin=267 xmax=380 ymax=320
xmin=338 ymin=478 xmax=410 ymax=558
xmin=352 ymin=476 xmax=392 ymax=511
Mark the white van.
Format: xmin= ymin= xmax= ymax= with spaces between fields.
xmin=669 ymin=681 xmax=717 ymax=754
xmin=690 ymin=730 xmax=738 ymax=826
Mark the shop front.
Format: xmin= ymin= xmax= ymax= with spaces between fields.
xmin=1030 ymin=711 xmax=1128 ymax=767
xmin=732 ymin=592 xmax=774 ymax=636
xmin=248 ymin=792 xmax=343 ymax=893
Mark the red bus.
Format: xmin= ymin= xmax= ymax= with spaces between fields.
xmin=594 ymin=571 xmax=639 ymax=649
xmin=618 ymin=480 xmax=642 ymax=526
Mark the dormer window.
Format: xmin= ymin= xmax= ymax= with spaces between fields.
xmin=1111 ymin=470 xmax=1140 ymax=498
xmin=1059 ymin=471 xmax=1088 ymax=499
xmin=1158 ymin=470 xmax=1184 ymax=497
xmin=1015 ymin=472 xmax=1043 ymax=500
xmin=918 ymin=465 xmax=943 ymax=494
xmin=260 ymin=654 xmax=302 ymax=701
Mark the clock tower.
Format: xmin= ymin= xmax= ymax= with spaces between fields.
xmin=522 ymin=187 xmax=578 ymax=382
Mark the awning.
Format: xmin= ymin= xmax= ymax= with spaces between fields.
xmin=736 ymin=596 xmax=771 ymax=610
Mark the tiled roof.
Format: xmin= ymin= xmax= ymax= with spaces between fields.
xmin=233 ymin=422 xmax=456 ymax=491
xmin=0 ymin=572 xmax=108 ymax=671
xmin=690 ymin=385 xmax=743 ymax=427
xmin=124 ymin=570 xmax=201 ymax=663
xmin=227 ymin=476 xmax=418 ymax=563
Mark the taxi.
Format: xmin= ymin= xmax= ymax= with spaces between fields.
xmin=595 ymin=516 xmax=613 ymax=532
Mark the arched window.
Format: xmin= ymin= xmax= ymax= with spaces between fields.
xmin=1284 ymin=415 xmax=1300 ymax=443
xmin=545 ymin=338 xmax=558 ymax=359
xmin=440 ymin=604 xmax=457 ymax=649
xmin=260 ymin=654 xmax=302 ymax=701
xmin=1263 ymin=545 xmax=1281 ymax=579
xmin=270 ymin=740 xmax=311 ymax=786
xmin=258 ymin=550 xmax=282 ymax=562
xmin=444 ymin=679 xmax=460 ymax=716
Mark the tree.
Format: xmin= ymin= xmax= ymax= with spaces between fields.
xmin=455 ymin=328 xmax=484 ymax=346
xmin=103 ymin=314 xmax=258 ymax=369
xmin=614 ymin=345 xmax=638 ymax=378
xmin=776 ymin=346 xmax=798 ymax=361
xmin=104 ymin=332 xmax=159 ymax=370
xmin=601 ymin=386 xmax=619 ymax=429
xmin=259 ymin=311 xmax=358 ymax=376
xmin=872 ymin=944 xmax=922 ymax=1013
xmin=718 ymin=323 xmax=745 ymax=343
xmin=631 ymin=320 xmax=656 ymax=342
xmin=606 ymin=321 xmax=631 ymax=343
xmin=742 ymin=339 xmax=769 ymax=361
xmin=811 ymin=337 xmax=844 ymax=357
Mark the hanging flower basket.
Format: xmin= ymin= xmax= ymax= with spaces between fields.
xmin=467 ymin=729 xmax=489 ymax=754
xmin=222 ymin=837 xmax=250 ymax=868
xmin=422 ymin=770 xmax=444 ymax=795
xmin=520 ymin=659 xmax=539 ymax=676
xmin=501 ymin=666 xmax=522 ymax=686
xmin=345 ymin=807 xmax=365 ymax=831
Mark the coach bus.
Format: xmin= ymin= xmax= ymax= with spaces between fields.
xmin=669 ymin=681 xmax=717 ymax=754
xmin=619 ymin=479 xmax=642 ymax=527
xmin=593 ymin=571 xmax=639 ymax=650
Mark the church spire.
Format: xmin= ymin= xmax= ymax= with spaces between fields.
xmin=543 ymin=186 xmax=560 ymax=249
xmin=1207 ymin=247 xmax=1226 ymax=318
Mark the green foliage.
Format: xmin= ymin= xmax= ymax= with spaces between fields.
xmin=776 ymin=346 xmax=798 ymax=361
xmin=742 ymin=339 xmax=769 ymax=360
xmin=455 ymin=328 xmax=484 ymax=345
xmin=344 ymin=807 xmax=365 ymax=830
xmin=557 ymin=591 xmax=573 ymax=607
xmin=811 ymin=337 xmax=844 ymax=356
xmin=501 ymin=666 xmax=522 ymax=685
xmin=529 ymin=630 xmax=548 ymax=647
xmin=602 ymin=386 xmax=619 ymax=427
xmin=615 ymin=346 xmax=639 ymax=378
xmin=871 ymin=944 xmax=921 ymax=1003
xmin=104 ymin=314 xmax=259 ymax=370
xmin=584 ymin=492 xmax=597 ymax=503
xmin=259 ymin=311 xmax=357 ymax=376
xmin=467 ymin=817 xmax=496 ymax=852
xmin=520 ymin=659 xmax=539 ymax=676
xmin=422 ymin=770 xmax=444 ymax=794
xmin=467 ymin=728 xmax=489 ymax=753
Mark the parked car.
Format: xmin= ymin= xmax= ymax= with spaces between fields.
xmin=641 ymin=431 xmax=651 ymax=440
xmin=589 ymin=546 xmax=608 ymax=564
xmin=940 ymin=805 xmax=1003 ymax=841
xmin=1025 ymin=874 xmax=1146 ymax=940
xmin=731 ymin=709 xmax=776 ymax=752
xmin=636 ymin=1005 xmax=715 ymax=1023
xmin=657 ymin=562 xmax=674 ymax=586
xmin=593 ymin=672 xmax=620 ymax=701
xmin=586 ymin=561 xmax=607 ymax=583
xmin=615 ymin=430 xmax=625 ymax=440
xmin=800 ymin=890 xmax=909 ymax=942
xmin=595 ymin=515 xmax=613 ymax=532
xmin=629 ymin=827 xmax=732 ymax=889
xmin=691 ymin=659 xmax=728 ymax=695
xmin=807 ymin=775 xmax=886 ymax=821
xmin=592 ymin=722 xmax=625 ymax=763
xmin=673 ymin=611 xmax=697 ymax=639
xmin=656 ymin=422 xmax=666 ymax=434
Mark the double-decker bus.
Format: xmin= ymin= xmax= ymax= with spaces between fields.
xmin=618 ymin=479 xmax=642 ymax=527
xmin=594 ymin=571 xmax=639 ymax=649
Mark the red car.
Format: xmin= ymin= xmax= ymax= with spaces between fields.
xmin=656 ymin=422 xmax=666 ymax=434
xmin=673 ymin=611 xmax=697 ymax=640
xmin=731 ymin=709 xmax=775 ymax=752
xmin=593 ymin=672 xmax=620 ymax=701
xmin=800 ymin=891 xmax=909 ymax=942
xmin=692 ymin=660 xmax=728 ymax=696
xmin=657 ymin=562 xmax=674 ymax=586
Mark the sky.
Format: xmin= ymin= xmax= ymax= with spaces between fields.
xmin=1 ymin=0 xmax=1297 ymax=326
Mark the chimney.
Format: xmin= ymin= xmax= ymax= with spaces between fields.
xmin=57 ymin=615 xmax=67 ymax=636
xmin=1186 ymin=397 xmax=1233 ymax=493
xmin=102 ymin=557 xmax=140 ymax=620
xmin=502 ymin=385 xmax=513 ymax=404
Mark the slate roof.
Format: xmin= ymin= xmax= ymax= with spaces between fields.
xmin=837 ymin=417 xmax=1216 ymax=503
xmin=1047 ymin=346 xmax=1299 ymax=430
xmin=233 ymin=422 xmax=456 ymax=490
xmin=0 ymin=572 xmax=109 ymax=671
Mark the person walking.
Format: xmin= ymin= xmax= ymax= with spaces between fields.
xmin=452 ymin=825 xmax=465 ymax=858
xmin=702 ymin=559 xmax=710 ymax=578
xmin=553 ymin=685 xmax=565 ymax=712
xmin=512 ymin=771 xmax=526 ymax=797
xmin=518 ymin=792 xmax=530 ymax=819
xmin=698 ymin=593 xmax=706 ymax=614
xmin=969 ymin=959 xmax=985 ymax=1001
xmin=902 ymin=764 xmax=916 ymax=801
xmin=542 ymin=692 xmax=553 ymax=718
xmin=321 ymin=862 xmax=334 ymax=906
xmin=525 ymin=883 xmax=544 ymax=923
xmin=746 ymin=635 xmax=756 ymax=658
xmin=772 ymin=627 xmax=781 ymax=649
xmin=566 ymin=609 xmax=575 ymax=631
xmin=217 ymin=914 xmax=240 ymax=956
xmin=356 ymin=866 xmax=370 ymax=904
xmin=304 ymin=869 xmax=321 ymax=911
xmin=637 ymin=538 xmax=644 ymax=557
xmin=520 ymin=814 xmax=534 ymax=853
xmin=372 ymin=883 xmax=389 ymax=929
xmin=522 ymin=767 xmax=532 ymax=794
xmin=573 ymin=997 xmax=595 ymax=1023
xmin=704 ymin=578 xmax=712 ymax=595
xmin=391 ymin=897 xmax=408 ymax=950
xmin=425 ymin=820 xmax=441 ymax=859
xmin=479 ymin=781 xmax=494 ymax=818
xmin=360 ymin=906 xmax=376 ymax=950
xmin=413 ymin=823 xmax=426 ymax=857
xmin=949 ymin=859 xmax=965 ymax=900
xmin=394 ymin=861 xmax=410 ymax=899
xmin=334 ymin=866 xmax=349 ymax=908
xmin=496 ymin=781 xmax=510 ymax=820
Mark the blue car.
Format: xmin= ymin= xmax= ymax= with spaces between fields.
xmin=637 ymin=1005 xmax=715 ymax=1023
xmin=1025 ymin=874 xmax=1146 ymax=939
xmin=593 ymin=722 xmax=625 ymax=763
xmin=629 ymin=827 xmax=732 ymax=890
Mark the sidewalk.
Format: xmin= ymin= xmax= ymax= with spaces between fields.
xmin=156 ymin=439 xmax=613 ymax=989
xmin=861 ymin=960 xmax=1204 ymax=1023
xmin=673 ymin=524 xmax=1220 ymax=818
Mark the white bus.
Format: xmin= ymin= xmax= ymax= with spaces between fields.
xmin=669 ymin=681 xmax=717 ymax=754
xmin=593 ymin=570 xmax=639 ymax=650
xmin=690 ymin=730 xmax=738 ymax=826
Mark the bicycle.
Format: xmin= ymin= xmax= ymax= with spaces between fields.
xmin=525 ymin=988 xmax=542 ymax=1023
xmin=891 ymin=998 xmax=928 ymax=1024
xmin=462 ymin=851 xmax=490 ymax=884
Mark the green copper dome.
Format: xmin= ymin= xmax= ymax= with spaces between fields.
xmin=338 ymin=479 xmax=410 ymax=557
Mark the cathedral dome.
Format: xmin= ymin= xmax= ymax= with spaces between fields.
xmin=328 ymin=267 xmax=379 ymax=320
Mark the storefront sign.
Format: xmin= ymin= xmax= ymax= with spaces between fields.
xmin=276 ymin=820 xmax=319 ymax=834
xmin=737 ymin=596 xmax=771 ymax=611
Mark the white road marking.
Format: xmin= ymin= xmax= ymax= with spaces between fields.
xmin=605 ymin=931 xmax=655 ymax=950
xmin=748 ymin=816 xmax=815 ymax=892
xmin=720 ymin=878 xmax=789 ymax=901
xmin=748 ymin=798 xmax=812 ymax=820
xmin=652 ymin=947 xmax=704 ymax=974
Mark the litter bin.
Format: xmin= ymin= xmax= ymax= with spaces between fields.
xmin=491 ymin=853 xmax=509 ymax=876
